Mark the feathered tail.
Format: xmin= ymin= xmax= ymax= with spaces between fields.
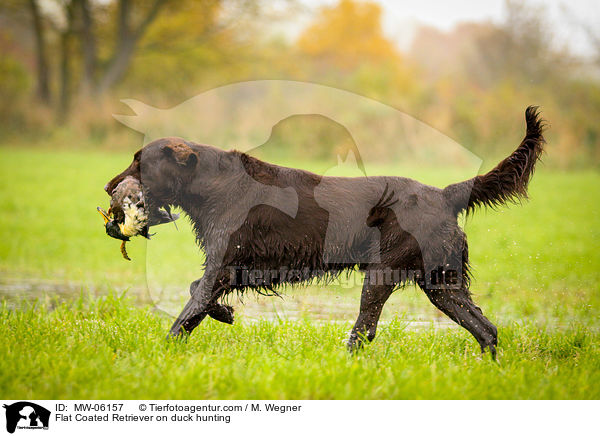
xmin=443 ymin=106 xmax=546 ymax=215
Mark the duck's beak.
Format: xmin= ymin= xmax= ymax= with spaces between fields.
xmin=97 ymin=207 xmax=111 ymax=224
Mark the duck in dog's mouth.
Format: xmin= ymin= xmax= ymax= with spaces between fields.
xmin=98 ymin=176 xmax=167 ymax=260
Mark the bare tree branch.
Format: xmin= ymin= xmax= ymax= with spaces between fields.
xmin=134 ymin=0 xmax=166 ymax=40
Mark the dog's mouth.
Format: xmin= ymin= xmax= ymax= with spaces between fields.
xmin=98 ymin=176 xmax=179 ymax=261
xmin=97 ymin=188 xmax=150 ymax=261
xmin=98 ymin=176 xmax=151 ymax=244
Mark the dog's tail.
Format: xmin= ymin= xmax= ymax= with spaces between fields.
xmin=443 ymin=106 xmax=546 ymax=216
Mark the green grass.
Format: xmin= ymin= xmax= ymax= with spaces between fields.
xmin=1 ymin=294 xmax=598 ymax=399
xmin=0 ymin=146 xmax=599 ymax=399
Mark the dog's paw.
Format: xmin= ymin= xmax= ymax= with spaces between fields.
xmin=166 ymin=327 xmax=190 ymax=342
xmin=208 ymin=304 xmax=235 ymax=325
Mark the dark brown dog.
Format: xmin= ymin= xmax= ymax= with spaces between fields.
xmin=105 ymin=107 xmax=545 ymax=357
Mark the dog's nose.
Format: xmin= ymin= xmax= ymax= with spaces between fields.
xmin=104 ymin=183 xmax=109 ymax=192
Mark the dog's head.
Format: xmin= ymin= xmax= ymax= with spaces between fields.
xmin=105 ymin=137 xmax=199 ymax=204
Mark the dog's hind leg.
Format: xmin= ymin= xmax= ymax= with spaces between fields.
xmin=347 ymin=269 xmax=395 ymax=352
xmin=421 ymin=287 xmax=498 ymax=358
xmin=168 ymin=269 xmax=230 ymax=337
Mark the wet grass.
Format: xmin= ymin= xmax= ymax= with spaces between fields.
xmin=1 ymin=294 xmax=598 ymax=399
xmin=0 ymin=146 xmax=599 ymax=399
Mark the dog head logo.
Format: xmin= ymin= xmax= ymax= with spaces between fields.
xmin=3 ymin=402 xmax=50 ymax=433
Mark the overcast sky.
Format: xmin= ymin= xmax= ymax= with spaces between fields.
xmin=294 ymin=0 xmax=599 ymax=57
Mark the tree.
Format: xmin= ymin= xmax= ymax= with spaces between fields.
xmin=96 ymin=0 xmax=168 ymax=95
xmin=298 ymin=0 xmax=399 ymax=71
xmin=24 ymin=0 xmax=169 ymax=121
xmin=28 ymin=0 xmax=51 ymax=104
xmin=77 ymin=0 xmax=97 ymax=95
xmin=58 ymin=1 xmax=75 ymax=122
xmin=296 ymin=0 xmax=421 ymax=104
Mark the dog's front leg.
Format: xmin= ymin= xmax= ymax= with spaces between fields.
xmin=186 ymin=278 xmax=235 ymax=324
xmin=168 ymin=269 xmax=230 ymax=337
xmin=206 ymin=304 xmax=235 ymax=324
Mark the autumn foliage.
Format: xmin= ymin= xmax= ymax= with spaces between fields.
xmin=0 ymin=0 xmax=599 ymax=167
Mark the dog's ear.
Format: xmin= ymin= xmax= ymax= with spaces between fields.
xmin=160 ymin=142 xmax=198 ymax=167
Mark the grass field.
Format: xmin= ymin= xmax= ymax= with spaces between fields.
xmin=0 ymin=146 xmax=599 ymax=399
xmin=1 ymin=294 xmax=598 ymax=399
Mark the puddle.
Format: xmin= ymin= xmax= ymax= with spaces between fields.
xmin=4 ymin=278 xmax=593 ymax=330
xmin=0 ymin=277 xmax=456 ymax=329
